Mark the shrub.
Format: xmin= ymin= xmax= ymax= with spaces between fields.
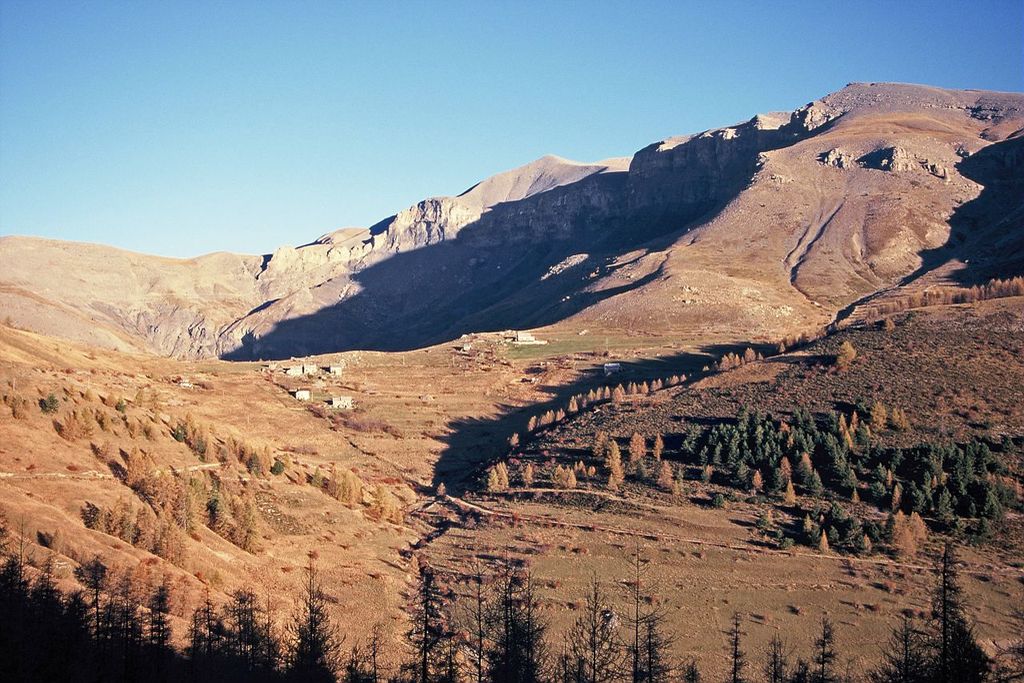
xmin=711 ymin=493 xmax=726 ymax=508
xmin=270 ymin=459 xmax=285 ymax=475
xmin=835 ymin=341 xmax=857 ymax=370
xmin=171 ymin=423 xmax=188 ymax=442
xmin=40 ymin=393 xmax=60 ymax=414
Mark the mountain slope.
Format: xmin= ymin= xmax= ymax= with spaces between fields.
xmin=2 ymin=82 xmax=1022 ymax=359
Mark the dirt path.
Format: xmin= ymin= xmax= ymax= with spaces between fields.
xmin=0 ymin=460 xmax=228 ymax=481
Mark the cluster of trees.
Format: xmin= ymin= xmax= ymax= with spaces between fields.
xmin=675 ymin=407 xmax=1012 ymax=531
xmin=4 ymin=508 xmax=1017 ymax=683
xmin=711 ymin=347 xmax=765 ymax=372
xmin=862 ymin=276 xmax=1024 ymax=319
xmin=81 ymin=468 xmax=262 ymax=558
xmin=517 ymin=376 xmax=686 ymax=443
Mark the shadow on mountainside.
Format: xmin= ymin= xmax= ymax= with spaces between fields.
xmin=834 ymin=134 xmax=1024 ymax=324
xmin=222 ymin=119 xmax=813 ymax=361
xmin=429 ymin=340 xmax=779 ymax=496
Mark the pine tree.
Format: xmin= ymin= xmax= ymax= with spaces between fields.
xmin=812 ymin=618 xmax=838 ymax=683
xmin=869 ymin=615 xmax=927 ymax=683
xmin=763 ymin=633 xmax=789 ymax=683
xmin=287 ymin=556 xmax=342 ymax=682
xmin=728 ymin=613 xmax=748 ymax=683
xmin=929 ymin=543 xmax=990 ymax=683
xmin=565 ymin=575 xmax=624 ymax=683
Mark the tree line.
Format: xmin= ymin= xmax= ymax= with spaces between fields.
xmin=2 ymin=505 xmax=1020 ymax=683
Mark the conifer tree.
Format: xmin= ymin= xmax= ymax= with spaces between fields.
xmin=606 ymin=441 xmax=624 ymax=490
xmin=812 ymin=618 xmax=838 ymax=683
xmin=522 ymin=463 xmax=535 ymax=488
xmin=728 ymin=613 xmax=748 ymax=683
xmin=628 ymin=433 xmax=646 ymax=467
xmin=657 ymin=462 xmax=675 ymax=493
xmin=869 ymin=615 xmax=927 ymax=683
xmin=929 ymin=543 xmax=989 ymax=683
xmin=407 ymin=563 xmax=448 ymax=683
xmin=565 ymin=575 xmax=624 ymax=683
xmin=763 ymin=633 xmax=789 ymax=683
xmin=287 ymin=556 xmax=342 ymax=682
xmin=146 ymin=581 xmax=172 ymax=667
xmin=783 ymin=480 xmax=797 ymax=505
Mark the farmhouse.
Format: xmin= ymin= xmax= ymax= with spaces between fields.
xmin=508 ymin=330 xmax=548 ymax=346
xmin=284 ymin=366 xmax=303 ymax=376
xmin=329 ymin=396 xmax=354 ymax=410
xmin=603 ymin=362 xmax=622 ymax=376
xmin=293 ymin=389 xmax=311 ymax=401
xmin=302 ymin=364 xmax=319 ymax=375
xmin=326 ymin=365 xmax=344 ymax=375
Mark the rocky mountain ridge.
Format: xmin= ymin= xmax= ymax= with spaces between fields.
xmin=1 ymin=82 xmax=1022 ymax=358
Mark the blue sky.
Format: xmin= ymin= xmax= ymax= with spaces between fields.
xmin=1 ymin=1 xmax=1021 ymax=258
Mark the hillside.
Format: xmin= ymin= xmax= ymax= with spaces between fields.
xmin=2 ymin=83 xmax=1022 ymax=359
xmin=437 ymin=296 xmax=1024 ymax=670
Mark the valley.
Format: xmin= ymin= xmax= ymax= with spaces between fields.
xmin=1 ymin=81 xmax=1023 ymax=681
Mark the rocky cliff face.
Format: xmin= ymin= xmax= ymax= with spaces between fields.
xmin=2 ymin=83 xmax=1022 ymax=358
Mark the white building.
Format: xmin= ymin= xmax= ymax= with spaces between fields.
xmin=329 ymin=396 xmax=353 ymax=410
xmin=293 ymin=389 xmax=311 ymax=401
xmin=603 ymin=362 xmax=622 ymax=377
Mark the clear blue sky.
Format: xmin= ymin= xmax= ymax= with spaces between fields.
xmin=1 ymin=1 xmax=1021 ymax=258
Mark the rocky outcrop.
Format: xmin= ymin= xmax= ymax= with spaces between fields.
xmin=821 ymin=148 xmax=853 ymax=168
xmin=3 ymin=83 xmax=1024 ymax=359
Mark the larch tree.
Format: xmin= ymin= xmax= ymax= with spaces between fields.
xmin=287 ymin=556 xmax=342 ymax=683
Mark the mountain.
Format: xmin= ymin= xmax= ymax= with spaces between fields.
xmin=2 ymin=82 xmax=1022 ymax=359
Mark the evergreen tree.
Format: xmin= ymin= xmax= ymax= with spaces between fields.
xmin=728 ymin=613 xmax=748 ymax=683
xmin=564 ymin=575 xmax=624 ymax=683
xmin=811 ymin=618 xmax=837 ymax=683
xmin=146 ymin=581 xmax=173 ymax=670
xmin=287 ymin=557 xmax=342 ymax=682
xmin=407 ymin=563 xmax=449 ymax=683
xmin=868 ymin=615 xmax=927 ymax=683
xmin=928 ymin=543 xmax=989 ymax=683
xmin=763 ymin=633 xmax=789 ymax=683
